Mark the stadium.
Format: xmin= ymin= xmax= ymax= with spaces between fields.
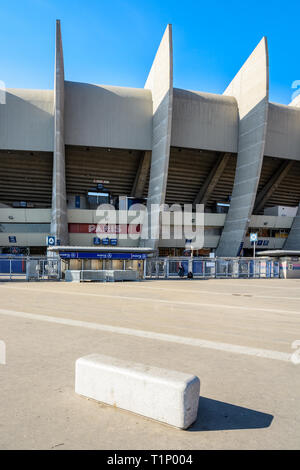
xmin=1 ymin=20 xmax=300 ymax=259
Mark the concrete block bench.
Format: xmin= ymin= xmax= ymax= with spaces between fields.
xmin=65 ymin=269 xmax=138 ymax=282
xmin=75 ymin=354 xmax=200 ymax=429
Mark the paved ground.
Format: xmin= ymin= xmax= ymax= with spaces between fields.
xmin=0 ymin=278 xmax=299 ymax=450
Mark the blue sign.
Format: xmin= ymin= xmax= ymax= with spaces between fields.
xmin=47 ymin=236 xmax=56 ymax=246
xmin=93 ymin=237 xmax=101 ymax=245
xmin=59 ymin=251 xmax=147 ymax=260
xmin=110 ymin=239 xmax=117 ymax=246
xmin=102 ymin=238 xmax=109 ymax=245
xmin=9 ymin=236 xmax=17 ymax=243
xmin=250 ymin=233 xmax=258 ymax=242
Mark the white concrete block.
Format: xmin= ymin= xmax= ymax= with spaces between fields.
xmin=75 ymin=354 xmax=200 ymax=429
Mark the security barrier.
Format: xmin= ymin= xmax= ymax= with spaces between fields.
xmin=0 ymin=257 xmax=60 ymax=281
xmin=145 ymin=257 xmax=280 ymax=280
xmin=0 ymin=257 xmax=27 ymax=280
xmin=0 ymin=256 xmax=280 ymax=281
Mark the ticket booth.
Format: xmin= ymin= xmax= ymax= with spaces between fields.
xmin=48 ymin=246 xmax=154 ymax=281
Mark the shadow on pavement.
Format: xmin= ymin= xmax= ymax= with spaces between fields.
xmin=189 ymin=396 xmax=273 ymax=432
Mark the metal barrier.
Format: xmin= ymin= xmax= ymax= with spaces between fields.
xmin=0 ymin=257 xmax=61 ymax=281
xmin=26 ymin=258 xmax=61 ymax=281
xmin=0 ymin=257 xmax=27 ymax=280
xmin=145 ymin=257 xmax=280 ymax=280
xmin=0 ymin=255 xmax=280 ymax=281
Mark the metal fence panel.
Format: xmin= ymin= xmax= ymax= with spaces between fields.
xmin=0 ymin=257 xmax=27 ymax=280
xmin=145 ymin=257 xmax=280 ymax=280
xmin=26 ymin=258 xmax=60 ymax=281
xmin=0 ymin=256 xmax=280 ymax=282
xmin=0 ymin=257 xmax=60 ymax=281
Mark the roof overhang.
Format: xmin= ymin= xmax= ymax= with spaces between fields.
xmin=47 ymin=245 xmax=155 ymax=254
xmin=257 ymin=250 xmax=300 ymax=257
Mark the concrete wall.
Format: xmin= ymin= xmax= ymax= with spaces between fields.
xmin=65 ymin=82 xmax=152 ymax=150
xmin=243 ymin=237 xmax=285 ymax=250
xmin=2 ymin=85 xmax=300 ymax=164
xmin=0 ymin=209 xmax=51 ymax=223
xmin=0 ymin=233 xmax=49 ymax=247
xmin=142 ymin=24 xmax=173 ymax=249
xmin=250 ymin=214 xmax=293 ymax=229
xmin=0 ymin=89 xmax=54 ymax=151
xmin=0 ymin=209 xmax=293 ymax=229
xmin=217 ymin=37 xmax=269 ymax=257
xmin=0 ymin=208 xmax=292 ymax=250
xmin=171 ymin=89 xmax=238 ymax=152
xmin=265 ymin=103 xmax=300 ymax=160
xmin=284 ymin=92 xmax=300 ymax=248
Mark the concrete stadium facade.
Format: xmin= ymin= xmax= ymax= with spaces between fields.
xmin=1 ymin=20 xmax=300 ymax=256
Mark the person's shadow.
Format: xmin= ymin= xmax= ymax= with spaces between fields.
xmin=189 ymin=396 xmax=273 ymax=432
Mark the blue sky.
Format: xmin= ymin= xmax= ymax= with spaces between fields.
xmin=1 ymin=0 xmax=298 ymax=104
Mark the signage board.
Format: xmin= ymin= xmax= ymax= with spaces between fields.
xmin=59 ymin=251 xmax=147 ymax=260
xmin=47 ymin=236 xmax=56 ymax=246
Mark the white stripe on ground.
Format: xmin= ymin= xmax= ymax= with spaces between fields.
xmin=1 ymin=284 xmax=299 ymax=316
xmin=109 ymin=283 xmax=300 ymax=301
xmin=0 ymin=308 xmax=292 ymax=362
xmin=223 ymin=282 xmax=300 ymax=290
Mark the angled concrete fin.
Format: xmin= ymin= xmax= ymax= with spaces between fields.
xmin=50 ymin=19 xmax=68 ymax=245
xmin=216 ymin=37 xmax=269 ymax=256
xmin=140 ymin=25 xmax=173 ymax=249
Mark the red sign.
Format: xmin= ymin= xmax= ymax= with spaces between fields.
xmin=68 ymin=223 xmax=141 ymax=234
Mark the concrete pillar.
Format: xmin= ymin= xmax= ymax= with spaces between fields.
xmin=140 ymin=25 xmax=173 ymax=250
xmin=216 ymin=38 xmax=269 ymax=257
xmin=50 ymin=19 xmax=68 ymax=246
xmin=254 ymin=160 xmax=293 ymax=214
xmin=193 ymin=153 xmax=231 ymax=206
xmin=284 ymin=207 xmax=300 ymax=250
xmin=131 ymin=151 xmax=151 ymax=198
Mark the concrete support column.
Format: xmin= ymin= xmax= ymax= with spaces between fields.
xmin=131 ymin=150 xmax=151 ymax=198
xmin=216 ymin=37 xmax=269 ymax=257
xmin=193 ymin=153 xmax=231 ymax=207
xmin=254 ymin=160 xmax=293 ymax=214
xmin=140 ymin=25 xmax=173 ymax=250
xmin=50 ymin=19 xmax=68 ymax=245
xmin=285 ymin=206 xmax=300 ymax=250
